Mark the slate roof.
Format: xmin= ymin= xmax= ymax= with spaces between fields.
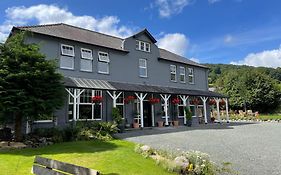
xmin=13 ymin=23 xmax=126 ymax=52
xmin=159 ymin=48 xmax=208 ymax=69
xmin=12 ymin=23 xmax=207 ymax=68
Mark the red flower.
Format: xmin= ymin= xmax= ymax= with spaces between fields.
xmin=219 ymin=99 xmax=226 ymax=106
xmin=190 ymin=98 xmax=200 ymax=105
xmin=149 ymin=98 xmax=160 ymax=104
xmin=171 ymin=98 xmax=180 ymax=105
xmin=124 ymin=95 xmax=135 ymax=104
xmin=92 ymin=96 xmax=103 ymax=103
xmin=208 ymin=99 xmax=216 ymax=106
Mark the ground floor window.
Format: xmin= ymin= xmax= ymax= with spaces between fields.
xmin=189 ymin=105 xmax=196 ymax=116
xmin=178 ymin=97 xmax=185 ymax=118
xmin=68 ymin=89 xmax=102 ymax=120
xmin=134 ymin=99 xmax=141 ymax=124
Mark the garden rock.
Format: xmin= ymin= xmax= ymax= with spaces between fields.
xmin=174 ymin=156 xmax=189 ymax=169
xmin=140 ymin=145 xmax=151 ymax=152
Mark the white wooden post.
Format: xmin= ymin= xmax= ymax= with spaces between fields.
xmin=135 ymin=93 xmax=147 ymax=128
xmin=151 ymin=94 xmax=155 ymax=127
xmin=179 ymin=95 xmax=189 ymax=125
xmin=65 ymin=88 xmax=85 ymax=121
xmin=214 ymin=98 xmax=221 ymax=123
xmin=200 ymin=96 xmax=208 ymax=124
xmin=107 ymin=91 xmax=122 ymax=108
xmin=160 ymin=94 xmax=171 ymax=126
xmin=224 ymin=98 xmax=230 ymax=123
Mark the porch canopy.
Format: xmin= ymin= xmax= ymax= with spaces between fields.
xmin=64 ymin=77 xmax=229 ymax=126
xmin=64 ymin=77 xmax=226 ymax=98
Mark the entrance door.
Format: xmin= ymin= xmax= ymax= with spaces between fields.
xmin=143 ymin=101 xmax=152 ymax=127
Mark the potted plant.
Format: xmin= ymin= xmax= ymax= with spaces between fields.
xmin=171 ymin=97 xmax=180 ymax=127
xmin=124 ymin=95 xmax=135 ymax=104
xmin=112 ymin=107 xmax=124 ymax=132
xmin=211 ymin=116 xmax=216 ymax=123
xmin=184 ymin=107 xmax=192 ymax=127
xmin=157 ymin=120 xmax=164 ymax=127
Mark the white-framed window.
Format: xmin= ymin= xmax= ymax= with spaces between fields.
xmin=61 ymin=44 xmax=74 ymax=56
xmin=60 ymin=44 xmax=74 ymax=70
xmin=68 ymin=89 xmax=102 ymax=120
xmin=81 ymin=48 xmax=93 ymax=59
xmin=139 ymin=59 xmax=147 ymax=77
xmin=80 ymin=48 xmax=93 ymax=72
xmin=179 ymin=66 xmax=185 ymax=83
xmin=170 ymin=65 xmax=177 ymax=82
xmin=188 ymin=68 xmax=194 ymax=84
xmin=98 ymin=51 xmax=109 ymax=74
xmin=116 ymin=92 xmax=124 ymax=118
xmin=161 ymin=99 xmax=170 ymax=119
xmin=136 ymin=40 xmax=150 ymax=52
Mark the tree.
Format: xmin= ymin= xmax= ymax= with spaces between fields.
xmin=0 ymin=32 xmax=66 ymax=141
xmin=215 ymin=69 xmax=281 ymax=113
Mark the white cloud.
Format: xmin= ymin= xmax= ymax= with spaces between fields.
xmin=230 ymin=46 xmax=281 ymax=68
xmin=224 ymin=34 xmax=233 ymax=43
xmin=158 ymin=33 xmax=189 ymax=56
xmin=208 ymin=0 xmax=221 ymax=4
xmin=155 ymin=0 xmax=191 ymax=18
xmin=0 ymin=4 xmax=135 ymax=43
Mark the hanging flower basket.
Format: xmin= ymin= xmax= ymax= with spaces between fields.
xmin=171 ymin=98 xmax=180 ymax=105
xmin=190 ymin=98 xmax=200 ymax=105
xmin=124 ymin=95 xmax=135 ymax=104
xmin=92 ymin=96 xmax=103 ymax=104
xmin=208 ymin=99 xmax=216 ymax=106
xmin=219 ymin=99 xmax=226 ymax=106
xmin=149 ymin=97 xmax=160 ymax=104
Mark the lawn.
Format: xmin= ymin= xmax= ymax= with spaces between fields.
xmin=258 ymin=114 xmax=281 ymax=121
xmin=0 ymin=140 xmax=175 ymax=175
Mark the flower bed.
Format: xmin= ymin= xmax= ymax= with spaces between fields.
xmin=135 ymin=144 xmax=234 ymax=175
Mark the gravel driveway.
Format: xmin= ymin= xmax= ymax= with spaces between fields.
xmin=117 ymin=122 xmax=281 ymax=175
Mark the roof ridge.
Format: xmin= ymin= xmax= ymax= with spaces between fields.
xmin=16 ymin=23 xmax=125 ymax=41
xmin=16 ymin=23 xmax=63 ymax=29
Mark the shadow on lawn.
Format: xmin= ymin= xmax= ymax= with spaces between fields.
xmin=116 ymin=122 xmax=258 ymax=139
xmin=0 ymin=140 xmax=118 ymax=157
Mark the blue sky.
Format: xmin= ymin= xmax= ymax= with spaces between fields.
xmin=1 ymin=0 xmax=281 ymax=67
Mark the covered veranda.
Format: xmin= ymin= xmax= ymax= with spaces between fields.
xmin=64 ymin=77 xmax=229 ymax=128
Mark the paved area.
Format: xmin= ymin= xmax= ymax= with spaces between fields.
xmin=117 ymin=122 xmax=281 ymax=175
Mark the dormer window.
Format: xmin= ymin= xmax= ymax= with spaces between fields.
xmin=136 ymin=40 xmax=150 ymax=52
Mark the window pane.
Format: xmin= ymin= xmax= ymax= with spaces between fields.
xmin=179 ymin=106 xmax=185 ymax=116
xmin=189 ymin=76 xmax=194 ymax=83
xmin=140 ymin=42 xmax=145 ymax=50
xmin=98 ymin=62 xmax=109 ymax=73
xmin=180 ymin=75 xmax=185 ymax=82
xmin=171 ymin=73 xmax=176 ymax=81
xmin=145 ymin=43 xmax=150 ymax=52
xmin=116 ymin=105 xmax=124 ymax=117
xmin=81 ymin=59 xmax=92 ymax=72
xmin=81 ymin=49 xmax=92 ymax=59
xmin=79 ymin=105 xmax=92 ymax=119
xmin=139 ymin=67 xmax=147 ymax=77
xmin=68 ymin=105 xmax=73 ymax=120
xmin=136 ymin=41 xmax=140 ymax=50
xmin=139 ymin=59 xmax=146 ymax=67
xmin=60 ymin=56 xmax=74 ymax=69
xmin=62 ymin=45 xmax=74 ymax=56
xmin=93 ymin=104 xmax=102 ymax=119
xmin=80 ymin=89 xmax=92 ymax=103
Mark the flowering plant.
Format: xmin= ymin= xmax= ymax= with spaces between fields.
xmin=171 ymin=98 xmax=180 ymax=105
xmin=190 ymin=98 xmax=200 ymax=105
xmin=208 ymin=99 xmax=216 ymax=106
xmin=92 ymin=96 xmax=102 ymax=104
xmin=124 ymin=95 xmax=135 ymax=104
xmin=149 ymin=97 xmax=160 ymax=104
xmin=219 ymin=99 xmax=226 ymax=106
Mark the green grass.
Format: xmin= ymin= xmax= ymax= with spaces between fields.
xmin=258 ymin=114 xmax=281 ymax=120
xmin=0 ymin=140 xmax=175 ymax=175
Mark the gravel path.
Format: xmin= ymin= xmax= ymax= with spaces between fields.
xmin=117 ymin=122 xmax=281 ymax=175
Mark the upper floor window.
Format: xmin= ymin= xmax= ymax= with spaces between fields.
xmin=98 ymin=51 xmax=109 ymax=74
xmin=188 ymin=68 xmax=194 ymax=84
xmin=139 ymin=59 xmax=147 ymax=77
xmin=170 ymin=65 xmax=176 ymax=82
xmin=60 ymin=44 xmax=74 ymax=70
xmin=61 ymin=44 xmax=74 ymax=56
xmin=179 ymin=66 xmax=185 ymax=83
xmin=80 ymin=48 xmax=93 ymax=72
xmin=136 ymin=40 xmax=150 ymax=52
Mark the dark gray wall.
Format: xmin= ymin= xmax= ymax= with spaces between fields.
xmin=25 ymin=33 xmax=208 ymax=91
